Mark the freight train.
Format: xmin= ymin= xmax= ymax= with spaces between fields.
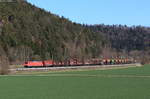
xmin=24 ymin=58 xmax=135 ymax=68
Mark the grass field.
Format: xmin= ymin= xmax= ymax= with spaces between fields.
xmin=0 ymin=64 xmax=150 ymax=99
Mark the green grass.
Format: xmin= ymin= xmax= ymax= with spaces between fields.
xmin=0 ymin=64 xmax=150 ymax=99
xmin=50 ymin=64 xmax=150 ymax=76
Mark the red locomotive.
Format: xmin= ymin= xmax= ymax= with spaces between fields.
xmin=24 ymin=58 xmax=135 ymax=68
xmin=24 ymin=60 xmax=53 ymax=68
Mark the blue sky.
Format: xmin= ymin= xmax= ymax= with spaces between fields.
xmin=27 ymin=0 xmax=150 ymax=26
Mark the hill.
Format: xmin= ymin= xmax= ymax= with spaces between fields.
xmin=0 ymin=0 xmax=107 ymax=64
xmin=89 ymin=25 xmax=150 ymax=51
xmin=88 ymin=25 xmax=150 ymax=63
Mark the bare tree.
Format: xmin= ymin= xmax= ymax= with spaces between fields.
xmin=0 ymin=47 xmax=9 ymax=75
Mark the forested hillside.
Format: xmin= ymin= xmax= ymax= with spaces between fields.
xmin=88 ymin=25 xmax=150 ymax=63
xmin=0 ymin=0 xmax=107 ymax=64
xmin=89 ymin=25 xmax=150 ymax=51
xmin=0 ymin=0 xmax=149 ymax=65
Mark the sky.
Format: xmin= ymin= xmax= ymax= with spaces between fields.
xmin=27 ymin=0 xmax=150 ymax=26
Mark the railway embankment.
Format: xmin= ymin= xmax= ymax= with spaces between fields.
xmin=9 ymin=63 xmax=142 ymax=74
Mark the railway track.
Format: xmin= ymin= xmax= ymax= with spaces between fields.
xmin=10 ymin=63 xmax=142 ymax=72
